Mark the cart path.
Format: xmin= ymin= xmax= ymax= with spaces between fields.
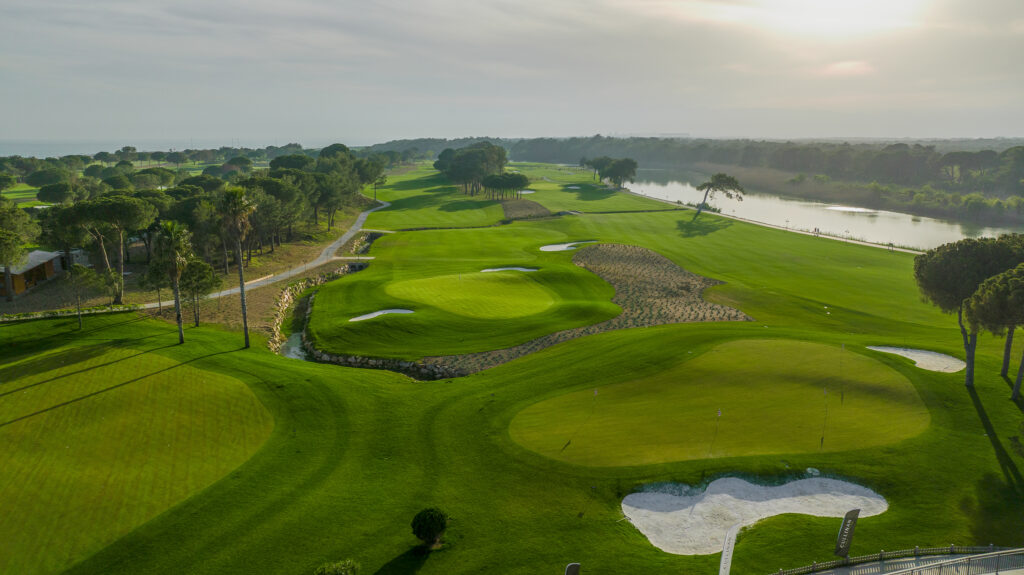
xmin=141 ymin=200 xmax=391 ymax=309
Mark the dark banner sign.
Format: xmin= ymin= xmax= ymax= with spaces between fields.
xmin=834 ymin=509 xmax=860 ymax=557
xmin=565 ymin=563 xmax=581 ymax=575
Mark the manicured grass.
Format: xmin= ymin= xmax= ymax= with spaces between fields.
xmin=365 ymin=165 xmax=506 ymax=230
xmin=2 ymin=183 xmax=40 ymax=204
xmin=509 ymin=162 xmax=674 ymax=213
xmin=307 ymin=225 xmax=620 ymax=359
xmin=4 ymin=163 xmax=1024 ymax=575
xmin=386 ymin=271 xmax=555 ymax=319
xmin=0 ymin=325 xmax=273 ymax=575
xmin=510 ymin=339 xmax=929 ymax=466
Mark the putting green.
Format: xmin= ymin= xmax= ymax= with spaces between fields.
xmin=509 ymin=339 xmax=929 ymax=467
xmin=385 ymin=271 xmax=555 ymax=319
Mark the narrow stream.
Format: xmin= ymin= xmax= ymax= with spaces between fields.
xmin=279 ymin=332 xmax=309 ymax=360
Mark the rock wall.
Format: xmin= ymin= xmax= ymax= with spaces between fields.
xmin=267 ymin=266 xmax=352 ymax=353
xmin=299 ymin=293 xmax=464 ymax=381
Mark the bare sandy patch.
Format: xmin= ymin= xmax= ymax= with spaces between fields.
xmin=867 ymin=346 xmax=965 ymax=372
xmin=540 ymin=241 xmax=596 ymax=251
xmin=350 ymin=309 xmax=414 ymax=322
xmin=622 ymin=477 xmax=887 ymax=555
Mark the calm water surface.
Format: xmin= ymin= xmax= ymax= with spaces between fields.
xmin=629 ymin=170 xmax=1021 ymax=250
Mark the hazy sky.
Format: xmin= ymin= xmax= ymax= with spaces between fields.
xmin=2 ymin=0 xmax=1022 ymax=146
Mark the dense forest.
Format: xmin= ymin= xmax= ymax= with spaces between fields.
xmin=0 ymin=143 xmax=406 ymax=319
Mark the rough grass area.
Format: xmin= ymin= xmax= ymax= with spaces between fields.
xmin=147 ymin=261 xmax=350 ymax=341
xmin=421 ymin=243 xmax=749 ymax=373
xmin=510 ymin=339 xmax=929 ymax=466
xmin=501 ymin=198 xmax=551 ymax=220
xmin=0 ymin=335 xmax=273 ymax=575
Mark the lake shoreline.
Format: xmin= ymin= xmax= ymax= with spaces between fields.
xmin=620 ymin=186 xmax=924 ymax=254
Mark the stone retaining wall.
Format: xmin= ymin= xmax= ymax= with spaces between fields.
xmin=299 ymin=294 xmax=463 ymax=380
xmin=266 ymin=266 xmax=352 ymax=353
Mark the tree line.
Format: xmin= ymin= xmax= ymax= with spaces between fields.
xmin=581 ymin=157 xmax=638 ymax=188
xmin=433 ymin=142 xmax=508 ymax=196
xmin=916 ymin=233 xmax=1024 ymax=398
xmin=1 ymin=143 xmax=388 ymax=348
xmin=508 ymin=136 xmax=1024 ymax=194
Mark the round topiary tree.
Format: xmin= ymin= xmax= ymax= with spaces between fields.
xmin=411 ymin=508 xmax=448 ymax=549
xmin=313 ymin=558 xmax=360 ymax=575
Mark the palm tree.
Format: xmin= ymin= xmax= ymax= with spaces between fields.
xmin=693 ymin=173 xmax=744 ymax=219
xmin=152 ymin=220 xmax=193 ymax=344
xmin=220 ymin=187 xmax=256 ymax=348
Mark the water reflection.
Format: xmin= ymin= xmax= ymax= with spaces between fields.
xmin=629 ymin=169 xmax=1020 ymax=250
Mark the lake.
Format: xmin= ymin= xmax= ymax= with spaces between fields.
xmin=628 ymin=170 xmax=1021 ymax=250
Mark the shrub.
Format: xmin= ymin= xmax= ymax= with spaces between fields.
xmin=313 ymin=558 xmax=360 ymax=575
xmin=411 ymin=508 xmax=448 ymax=548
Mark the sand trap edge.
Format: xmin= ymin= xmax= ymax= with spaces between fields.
xmin=622 ymin=476 xmax=887 ymax=555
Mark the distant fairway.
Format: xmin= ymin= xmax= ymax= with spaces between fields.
xmin=510 ymin=339 xmax=929 ymax=467
xmin=0 ymin=340 xmax=273 ymax=575
xmin=385 ymin=271 xmax=555 ymax=319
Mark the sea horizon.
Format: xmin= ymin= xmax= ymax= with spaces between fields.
xmin=0 ymin=138 xmax=370 ymax=158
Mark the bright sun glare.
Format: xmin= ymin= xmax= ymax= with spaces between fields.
xmin=670 ymin=0 xmax=927 ymax=38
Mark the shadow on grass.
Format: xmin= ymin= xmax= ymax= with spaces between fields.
xmin=677 ymin=216 xmax=733 ymax=238
xmin=998 ymin=374 xmax=1024 ymax=413
xmin=966 ymin=472 xmax=1024 ymax=544
xmin=0 ymin=342 xmax=114 ymax=389
xmin=570 ymin=186 xmax=616 ymax=201
xmin=439 ymin=200 xmax=491 ymax=212
xmin=373 ymin=546 xmax=430 ymax=575
xmin=0 ymin=347 xmax=240 ymax=429
xmin=0 ymin=341 xmax=182 ymax=400
xmin=967 ymin=386 xmax=1023 ymax=494
xmin=0 ymin=315 xmax=149 ymax=348
xmin=388 ymin=173 xmax=449 ymax=192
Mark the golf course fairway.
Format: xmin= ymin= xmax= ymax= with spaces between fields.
xmin=2 ymin=162 xmax=1023 ymax=575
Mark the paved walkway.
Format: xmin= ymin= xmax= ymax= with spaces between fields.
xmin=815 ymin=555 xmax=1023 ymax=575
xmin=142 ymin=200 xmax=390 ymax=310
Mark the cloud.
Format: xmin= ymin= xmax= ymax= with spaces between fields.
xmin=820 ymin=61 xmax=875 ymax=77
xmin=0 ymin=0 xmax=1021 ymax=141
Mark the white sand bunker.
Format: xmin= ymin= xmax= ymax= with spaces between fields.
xmin=567 ymin=185 xmax=581 ymax=189
xmin=622 ymin=477 xmax=887 ymax=555
xmin=867 ymin=346 xmax=965 ymax=372
xmin=540 ymin=241 xmax=596 ymax=252
xmin=519 ymin=190 xmax=536 ymax=194
xmin=481 ymin=267 xmax=538 ymax=272
xmin=349 ymin=309 xmax=414 ymax=322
